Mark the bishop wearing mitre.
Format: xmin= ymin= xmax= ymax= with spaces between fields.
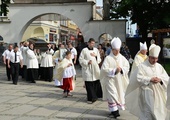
xmin=131 ymin=42 xmax=148 ymax=74
xmin=100 ymin=37 xmax=130 ymax=118
xmin=126 ymin=44 xmax=169 ymax=120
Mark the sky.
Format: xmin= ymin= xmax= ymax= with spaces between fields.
xmin=96 ymin=0 xmax=103 ymax=6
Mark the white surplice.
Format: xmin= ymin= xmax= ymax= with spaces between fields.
xmin=131 ymin=52 xmax=147 ymax=74
xmin=100 ymin=52 xmax=129 ymax=112
xmin=41 ymin=49 xmax=54 ymax=67
xmin=20 ymin=46 xmax=29 ymax=66
xmin=126 ymin=59 xmax=169 ymax=120
xmin=26 ymin=49 xmax=39 ymax=69
xmin=79 ymin=47 xmax=101 ymax=82
xmin=54 ymin=58 xmax=76 ymax=81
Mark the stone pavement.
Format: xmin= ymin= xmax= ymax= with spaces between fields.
xmin=0 ymin=65 xmax=138 ymax=120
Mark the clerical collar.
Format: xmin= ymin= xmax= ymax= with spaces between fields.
xmin=29 ymin=47 xmax=34 ymax=51
xmin=87 ymin=46 xmax=93 ymax=50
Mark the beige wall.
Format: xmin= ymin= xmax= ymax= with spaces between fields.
xmin=22 ymin=24 xmax=58 ymax=42
xmin=22 ymin=25 xmax=48 ymax=41
xmin=68 ymin=21 xmax=77 ymax=30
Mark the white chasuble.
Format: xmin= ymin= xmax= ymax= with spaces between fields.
xmin=53 ymin=50 xmax=63 ymax=86
xmin=100 ymin=53 xmax=129 ymax=111
xmin=131 ymin=52 xmax=147 ymax=74
xmin=167 ymin=80 xmax=170 ymax=110
xmin=166 ymin=80 xmax=170 ymax=120
xmin=126 ymin=59 xmax=169 ymax=120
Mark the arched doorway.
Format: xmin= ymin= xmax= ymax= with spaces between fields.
xmin=98 ymin=33 xmax=113 ymax=45
xmin=22 ymin=13 xmax=83 ymax=48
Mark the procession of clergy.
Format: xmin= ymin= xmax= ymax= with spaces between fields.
xmin=2 ymin=37 xmax=170 ymax=119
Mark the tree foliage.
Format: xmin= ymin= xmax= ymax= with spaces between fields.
xmin=110 ymin=0 xmax=170 ymax=39
xmin=0 ymin=0 xmax=10 ymax=16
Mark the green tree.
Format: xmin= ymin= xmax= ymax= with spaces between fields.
xmin=110 ymin=0 xmax=170 ymax=40
xmin=0 ymin=0 xmax=10 ymax=16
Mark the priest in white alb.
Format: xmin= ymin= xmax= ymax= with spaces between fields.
xmin=100 ymin=37 xmax=130 ymax=118
xmin=79 ymin=38 xmax=102 ymax=104
xmin=131 ymin=42 xmax=148 ymax=74
xmin=126 ymin=44 xmax=169 ymax=120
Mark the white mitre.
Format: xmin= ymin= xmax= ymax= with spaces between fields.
xmin=111 ymin=37 xmax=122 ymax=49
xmin=140 ymin=42 xmax=147 ymax=51
xmin=149 ymin=44 xmax=161 ymax=57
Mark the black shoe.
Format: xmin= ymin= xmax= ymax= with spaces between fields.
xmin=8 ymin=79 xmax=10 ymax=81
xmin=31 ymin=81 xmax=36 ymax=83
xmin=92 ymin=99 xmax=97 ymax=103
xmin=111 ymin=110 xmax=120 ymax=119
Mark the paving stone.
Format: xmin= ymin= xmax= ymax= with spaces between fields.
xmin=53 ymin=111 xmax=70 ymax=118
xmin=13 ymin=116 xmax=44 ymax=120
xmin=0 ymin=90 xmax=18 ymax=96
xmin=26 ymin=106 xmax=63 ymax=117
xmin=28 ymin=92 xmax=52 ymax=98
xmin=0 ymin=105 xmax=37 ymax=115
xmin=0 ymin=96 xmax=19 ymax=103
xmin=49 ymin=99 xmax=77 ymax=106
xmin=28 ymin=98 xmax=56 ymax=105
xmin=0 ymin=116 xmax=17 ymax=120
xmin=0 ymin=104 xmax=19 ymax=112
xmin=45 ymin=118 xmax=65 ymax=120
xmin=7 ymin=96 xmax=38 ymax=104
